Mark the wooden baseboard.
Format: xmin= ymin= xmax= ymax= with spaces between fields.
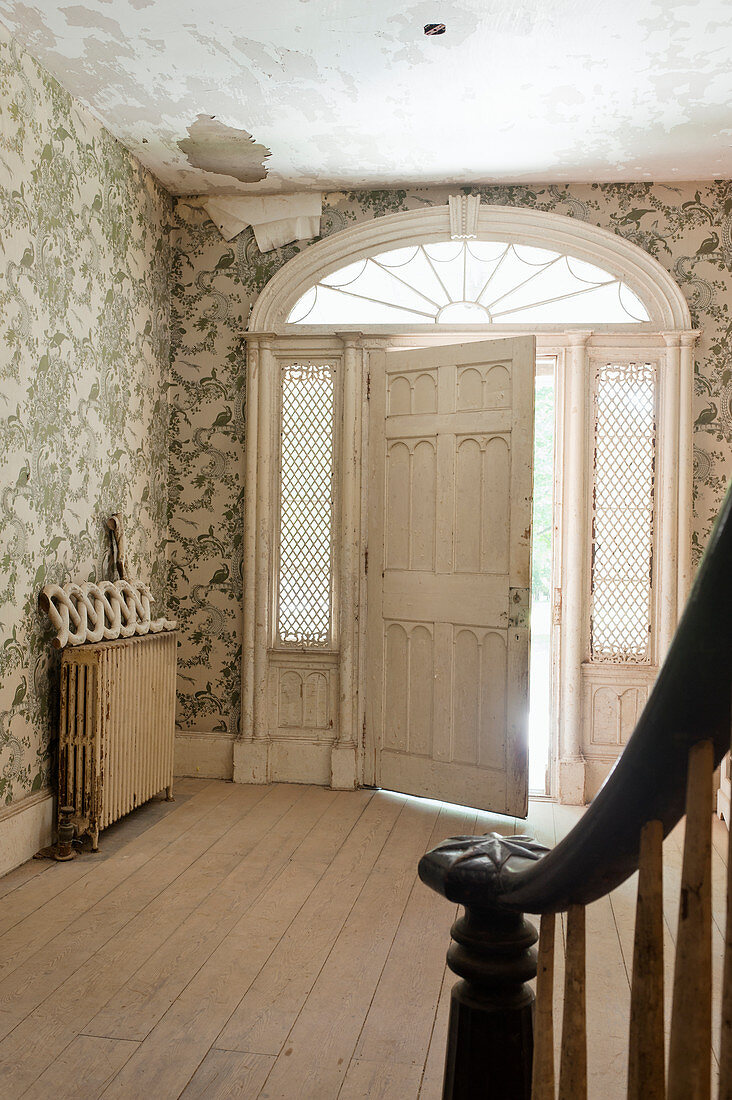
xmin=558 ymin=754 xmax=625 ymax=805
xmin=0 ymin=789 xmax=54 ymax=877
xmin=232 ymin=737 xmax=338 ymax=787
xmin=268 ymin=738 xmax=333 ymax=785
xmin=174 ymin=730 xmax=234 ymax=780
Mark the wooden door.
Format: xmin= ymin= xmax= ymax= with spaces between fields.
xmin=366 ymin=337 xmax=535 ymax=816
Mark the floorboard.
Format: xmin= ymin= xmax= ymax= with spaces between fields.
xmin=23 ymin=1035 xmax=139 ymax=1100
xmin=0 ymin=778 xmax=726 ymax=1099
xmin=179 ymin=1050 xmax=275 ymax=1099
xmin=216 ymin=789 xmax=402 ymax=1056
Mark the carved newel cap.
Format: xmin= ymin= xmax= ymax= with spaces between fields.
xmin=419 ymin=833 xmax=549 ymax=910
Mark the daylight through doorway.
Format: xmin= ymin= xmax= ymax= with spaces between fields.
xmin=529 ymin=361 xmax=556 ymax=794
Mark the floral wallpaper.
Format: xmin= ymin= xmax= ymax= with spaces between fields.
xmin=2 ymin=14 xmax=731 ymax=786
xmin=0 ymin=23 xmax=172 ymax=807
xmin=171 ymin=182 xmax=732 ymax=741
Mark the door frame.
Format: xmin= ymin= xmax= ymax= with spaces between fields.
xmin=235 ymin=203 xmax=696 ymax=803
xmin=357 ymin=329 xmax=699 ymax=804
xmin=233 ymin=326 xmax=696 ymax=807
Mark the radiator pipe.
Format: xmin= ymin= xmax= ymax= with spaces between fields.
xmin=54 ymin=805 xmax=76 ymax=861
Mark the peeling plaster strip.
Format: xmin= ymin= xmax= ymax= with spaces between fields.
xmin=202 ymin=192 xmax=323 ymax=248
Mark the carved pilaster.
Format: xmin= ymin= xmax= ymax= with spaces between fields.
xmin=559 ymin=332 xmax=593 ymax=806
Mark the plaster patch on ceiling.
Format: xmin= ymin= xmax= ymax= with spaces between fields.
xmin=61 ymin=6 xmax=126 ymax=40
xmin=177 ymin=115 xmax=271 ymax=184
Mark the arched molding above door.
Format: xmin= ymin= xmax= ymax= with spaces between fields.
xmin=248 ymin=203 xmax=692 ymax=333
xmin=238 ymin=200 xmax=697 ymax=804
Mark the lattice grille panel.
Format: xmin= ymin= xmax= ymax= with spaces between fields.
xmin=277 ymin=364 xmax=335 ymax=647
xmin=590 ymin=362 xmax=656 ymax=663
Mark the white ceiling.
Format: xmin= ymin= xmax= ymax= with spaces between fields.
xmin=2 ymin=0 xmax=732 ymax=195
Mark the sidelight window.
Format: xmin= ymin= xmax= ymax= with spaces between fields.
xmin=276 ymin=363 xmax=336 ymax=648
xmin=590 ymin=362 xmax=656 ymax=663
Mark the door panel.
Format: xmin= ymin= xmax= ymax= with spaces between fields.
xmin=367 ymin=337 xmax=535 ymax=816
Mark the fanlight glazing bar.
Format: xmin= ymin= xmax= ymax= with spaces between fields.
xmin=491 ymin=279 xmax=627 ymax=321
xmin=287 ymin=240 xmax=651 ymax=326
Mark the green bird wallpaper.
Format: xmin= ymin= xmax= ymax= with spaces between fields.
xmin=169 ymin=179 xmax=732 ymax=743
xmin=3 ymin=15 xmax=732 ymax=811
xmin=0 ymin=25 xmax=171 ymax=805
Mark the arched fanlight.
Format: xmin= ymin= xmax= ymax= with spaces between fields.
xmin=287 ymin=240 xmax=650 ymax=326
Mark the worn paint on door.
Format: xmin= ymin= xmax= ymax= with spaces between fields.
xmin=366 ymin=337 xmax=535 ymax=817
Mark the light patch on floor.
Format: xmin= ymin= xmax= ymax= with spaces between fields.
xmin=0 ymin=780 xmax=726 ymax=1097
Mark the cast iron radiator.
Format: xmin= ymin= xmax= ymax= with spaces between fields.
xmin=58 ymin=631 xmax=177 ymax=849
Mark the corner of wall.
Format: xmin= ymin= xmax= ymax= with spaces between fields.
xmin=0 ymin=790 xmax=54 ymax=877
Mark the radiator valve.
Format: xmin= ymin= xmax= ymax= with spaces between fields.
xmin=55 ymin=806 xmax=77 ymax=861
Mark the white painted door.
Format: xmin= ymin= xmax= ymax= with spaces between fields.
xmin=366 ymin=337 xmax=535 ymax=817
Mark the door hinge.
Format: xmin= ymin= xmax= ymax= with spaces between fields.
xmin=366 ymin=372 xmax=371 ymax=400
xmin=552 ymin=587 xmax=562 ymax=625
xmin=362 ymin=714 xmax=367 ymax=745
xmin=364 ymin=549 xmax=368 ymax=576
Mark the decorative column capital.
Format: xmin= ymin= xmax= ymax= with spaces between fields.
xmin=243 ymin=330 xmax=277 ymax=342
xmin=336 ymin=331 xmax=364 ymax=349
xmin=245 ymin=338 xmax=260 ymax=373
xmin=661 ymin=329 xmax=700 ymax=348
xmin=566 ymin=330 xmax=594 ymax=348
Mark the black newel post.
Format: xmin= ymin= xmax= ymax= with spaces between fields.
xmin=419 ymin=833 xmax=549 ymax=1100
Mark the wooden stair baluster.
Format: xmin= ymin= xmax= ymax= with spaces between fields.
xmin=558 ymin=903 xmax=587 ymax=1100
xmin=627 ymin=818 xmax=665 ymax=1100
xmin=668 ymin=738 xmax=714 ymax=1100
xmin=532 ymin=912 xmax=556 ymax=1100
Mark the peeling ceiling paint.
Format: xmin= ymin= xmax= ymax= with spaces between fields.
xmin=1 ymin=0 xmax=731 ymax=194
xmin=178 ymin=115 xmax=270 ymax=185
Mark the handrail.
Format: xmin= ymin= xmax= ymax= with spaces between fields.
xmin=419 ymin=484 xmax=732 ymax=1098
xmin=420 ymin=479 xmax=732 ymax=915
xmin=499 ymin=476 xmax=732 ymax=913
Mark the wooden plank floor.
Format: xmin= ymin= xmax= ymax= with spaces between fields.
xmin=0 ymin=779 xmax=727 ymax=1099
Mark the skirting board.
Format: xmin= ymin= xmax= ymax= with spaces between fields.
xmin=558 ymin=755 xmax=623 ymax=805
xmin=0 ymin=788 xmax=54 ymax=877
xmin=232 ymin=738 xmax=341 ymax=787
xmin=269 ymin=738 xmax=333 ymax=786
xmin=174 ymin=731 xmax=234 ymax=780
